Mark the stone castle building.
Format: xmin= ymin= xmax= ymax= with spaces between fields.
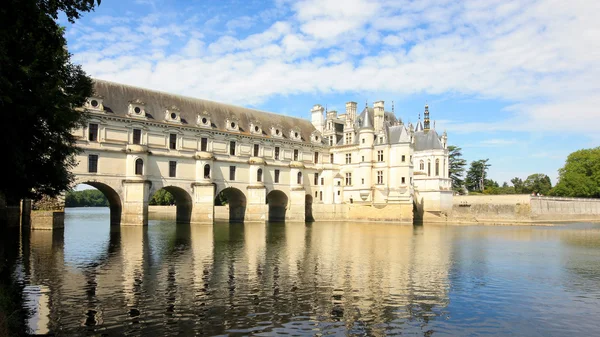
xmin=70 ymin=80 xmax=451 ymax=225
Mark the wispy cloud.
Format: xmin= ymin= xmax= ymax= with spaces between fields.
xmin=66 ymin=0 xmax=600 ymax=131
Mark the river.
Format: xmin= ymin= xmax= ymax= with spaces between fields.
xmin=13 ymin=207 xmax=600 ymax=336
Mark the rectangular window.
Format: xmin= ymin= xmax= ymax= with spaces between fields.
xmin=293 ymin=149 xmax=299 ymax=161
xmin=314 ymin=173 xmax=319 ymax=185
xmin=319 ymin=191 xmax=323 ymax=201
xmin=362 ymin=138 xmax=365 ymax=144
xmin=314 ymin=152 xmax=319 ymax=163
xmin=229 ymin=166 xmax=236 ymax=180
xmin=345 ymin=133 xmax=352 ymax=144
xmin=379 ymin=137 xmax=383 ymax=144
xmin=88 ymin=154 xmax=98 ymax=173
xmin=321 ymin=177 xmax=324 ymax=185
xmin=230 ymin=141 xmax=236 ymax=155
xmin=132 ymin=129 xmax=141 ymax=145
xmin=169 ymin=133 xmax=177 ymax=149
xmin=345 ymin=153 xmax=351 ymax=164
xmin=337 ymin=191 xmax=341 ymax=196
xmin=361 ymin=178 xmax=365 ymax=184
xmin=377 ymin=171 xmax=384 ymax=184
xmin=274 ymin=169 xmax=280 ymax=183
xmin=345 ymin=173 xmax=352 ymax=186
xmin=169 ymin=161 xmax=176 ymax=177
xmin=362 ymin=156 xmax=365 ymax=162
xmin=253 ymin=144 xmax=259 ymax=157
xmin=88 ymin=123 xmax=98 ymax=142
xmin=201 ymin=137 xmax=208 ymax=151
xmin=330 ymin=153 xmax=334 ymax=163
xmin=377 ymin=150 xmax=384 ymax=162
xmin=275 ymin=146 xmax=280 ymax=160
xmin=329 ymin=137 xmax=333 ymax=146
xmin=402 ymin=155 xmax=406 ymax=162
xmin=402 ymin=177 xmax=406 ymax=184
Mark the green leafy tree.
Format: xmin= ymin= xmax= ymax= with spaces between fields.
xmin=65 ymin=189 xmax=109 ymax=207
xmin=448 ymin=145 xmax=467 ymax=192
xmin=149 ymin=190 xmax=175 ymax=206
xmin=465 ymin=159 xmax=491 ymax=192
xmin=522 ymin=173 xmax=552 ymax=195
xmin=511 ymin=177 xmax=524 ymax=193
xmin=551 ymin=147 xmax=600 ymax=197
xmin=0 ymin=0 xmax=100 ymax=204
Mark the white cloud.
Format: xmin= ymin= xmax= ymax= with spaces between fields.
xmin=66 ymin=0 xmax=600 ymax=132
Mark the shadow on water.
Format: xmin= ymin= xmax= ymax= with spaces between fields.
xmin=0 ymin=227 xmax=29 ymax=336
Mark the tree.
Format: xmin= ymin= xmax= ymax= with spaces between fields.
xmin=522 ymin=173 xmax=552 ymax=195
xmin=511 ymin=177 xmax=524 ymax=194
xmin=551 ymin=147 xmax=600 ymax=198
xmin=465 ymin=159 xmax=491 ymax=192
xmin=65 ymin=189 xmax=109 ymax=207
xmin=448 ymin=145 xmax=467 ymax=192
xmin=149 ymin=190 xmax=175 ymax=206
xmin=0 ymin=0 xmax=100 ymax=203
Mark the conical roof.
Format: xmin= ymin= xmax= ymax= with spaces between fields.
xmin=359 ymin=107 xmax=373 ymax=129
xmin=415 ymin=120 xmax=424 ymax=132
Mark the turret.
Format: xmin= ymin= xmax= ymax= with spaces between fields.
xmin=311 ymin=104 xmax=325 ymax=133
xmin=424 ymin=103 xmax=430 ymax=131
xmin=374 ymin=100 xmax=384 ymax=131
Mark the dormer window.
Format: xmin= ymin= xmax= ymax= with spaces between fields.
xmin=250 ymin=121 xmax=262 ymax=135
xmin=290 ymin=128 xmax=301 ymax=141
xmin=197 ymin=111 xmax=211 ymax=128
xmin=226 ymin=117 xmax=240 ymax=132
xmin=128 ymin=99 xmax=146 ymax=119
xmin=311 ymin=131 xmax=322 ymax=144
xmin=86 ymin=96 xmax=104 ymax=111
xmin=165 ymin=106 xmax=181 ymax=123
xmin=271 ymin=125 xmax=283 ymax=138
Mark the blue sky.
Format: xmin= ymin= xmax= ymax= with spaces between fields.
xmin=62 ymin=0 xmax=600 ymax=185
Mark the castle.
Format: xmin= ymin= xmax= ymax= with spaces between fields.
xmin=70 ymin=80 xmax=451 ymax=225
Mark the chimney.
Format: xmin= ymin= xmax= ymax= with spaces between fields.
xmin=345 ymin=102 xmax=357 ymax=123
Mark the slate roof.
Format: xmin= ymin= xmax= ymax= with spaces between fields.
xmin=92 ymin=79 xmax=318 ymax=143
xmin=413 ymin=129 xmax=444 ymax=151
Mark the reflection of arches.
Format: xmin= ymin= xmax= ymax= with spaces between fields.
xmin=266 ymin=190 xmax=288 ymax=222
xmin=305 ymin=194 xmax=314 ymax=222
xmin=80 ymin=182 xmax=122 ymax=226
xmin=204 ymin=164 xmax=211 ymax=178
xmin=150 ymin=186 xmax=192 ymax=224
xmin=135 ymin=158 xmax=143 ymax=175
xmin=215 ymin=187 xmax=247 ymax=223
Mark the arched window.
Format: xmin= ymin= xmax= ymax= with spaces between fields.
xmin=135 ymin=158 xmax=143 ymax=175
xmin=257 ymin=168 xmax=263 ymax=182
xmin=435 ymin=159 xmax=440 ymax=176
xmin=204 ymin=164 xmax=211 ymax=178
xmin=297 ymin=172 xmax=302 ymax=184
xmin=419 ymin=160 xmax=424 ymax=171
xmin=427 ymin=160 xmax=431 ymax=177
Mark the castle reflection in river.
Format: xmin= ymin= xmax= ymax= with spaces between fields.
xmin=22 ymin=210 xmax=452 ymax=336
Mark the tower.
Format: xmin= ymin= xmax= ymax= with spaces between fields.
xmin=345 ymin=101 xmax=357 ymax=124
xmin=311 ymin=104 xmax=325 ymax=134
xmin=424 ymin=103 xmax=430 ymax=131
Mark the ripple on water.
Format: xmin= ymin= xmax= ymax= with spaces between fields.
xmin=16 ymin=215 xmax=600 ymax=336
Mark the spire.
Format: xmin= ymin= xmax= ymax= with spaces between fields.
xmin=360 ymin=106 xmax=373 ymax=129
xmin=424 ymin=103 xmax=430 ymax=131
xmin=392 ymin=101 xmax=395 ymax=114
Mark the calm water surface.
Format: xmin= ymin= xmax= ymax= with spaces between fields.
xmin=16 ymin=207 xmax=600 ymax=336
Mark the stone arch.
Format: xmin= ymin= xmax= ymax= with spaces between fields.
xmin=305 ymin=194 xmax=314 ymax=222
xmin=266 ymin=190 xmax=288 ymax=222
xmin=79 ymin=181 xmax=122 ymax=226
xmin=215 ymin=187 xmax=247 ymax=223
xmin=149 ymin=185 xmax=193 ymax=224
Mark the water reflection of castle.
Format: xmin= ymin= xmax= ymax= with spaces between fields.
xmin=24 ymin=222 xmax=452 ymax=335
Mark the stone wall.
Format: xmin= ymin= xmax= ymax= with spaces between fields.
xmin=444 ymin=195 xmax=600 ymax=224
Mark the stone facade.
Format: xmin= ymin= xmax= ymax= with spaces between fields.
xmin=68 ymin=80 xmax=451 ymax=225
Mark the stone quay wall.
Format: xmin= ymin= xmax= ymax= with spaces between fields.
xmin=444 ymin=195 xmax=600 ymax=224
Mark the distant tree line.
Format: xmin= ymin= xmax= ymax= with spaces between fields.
xmin=66 ymin=189 xmax=176 ymax=207
xmin=65 ymin=189 xmax=108 ymax=207
xmin=449 ymin=145 xmax=600 ymax=197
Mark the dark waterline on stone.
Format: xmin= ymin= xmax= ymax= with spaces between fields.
xmin=13 ymin=207 xmax=600 ymax=336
